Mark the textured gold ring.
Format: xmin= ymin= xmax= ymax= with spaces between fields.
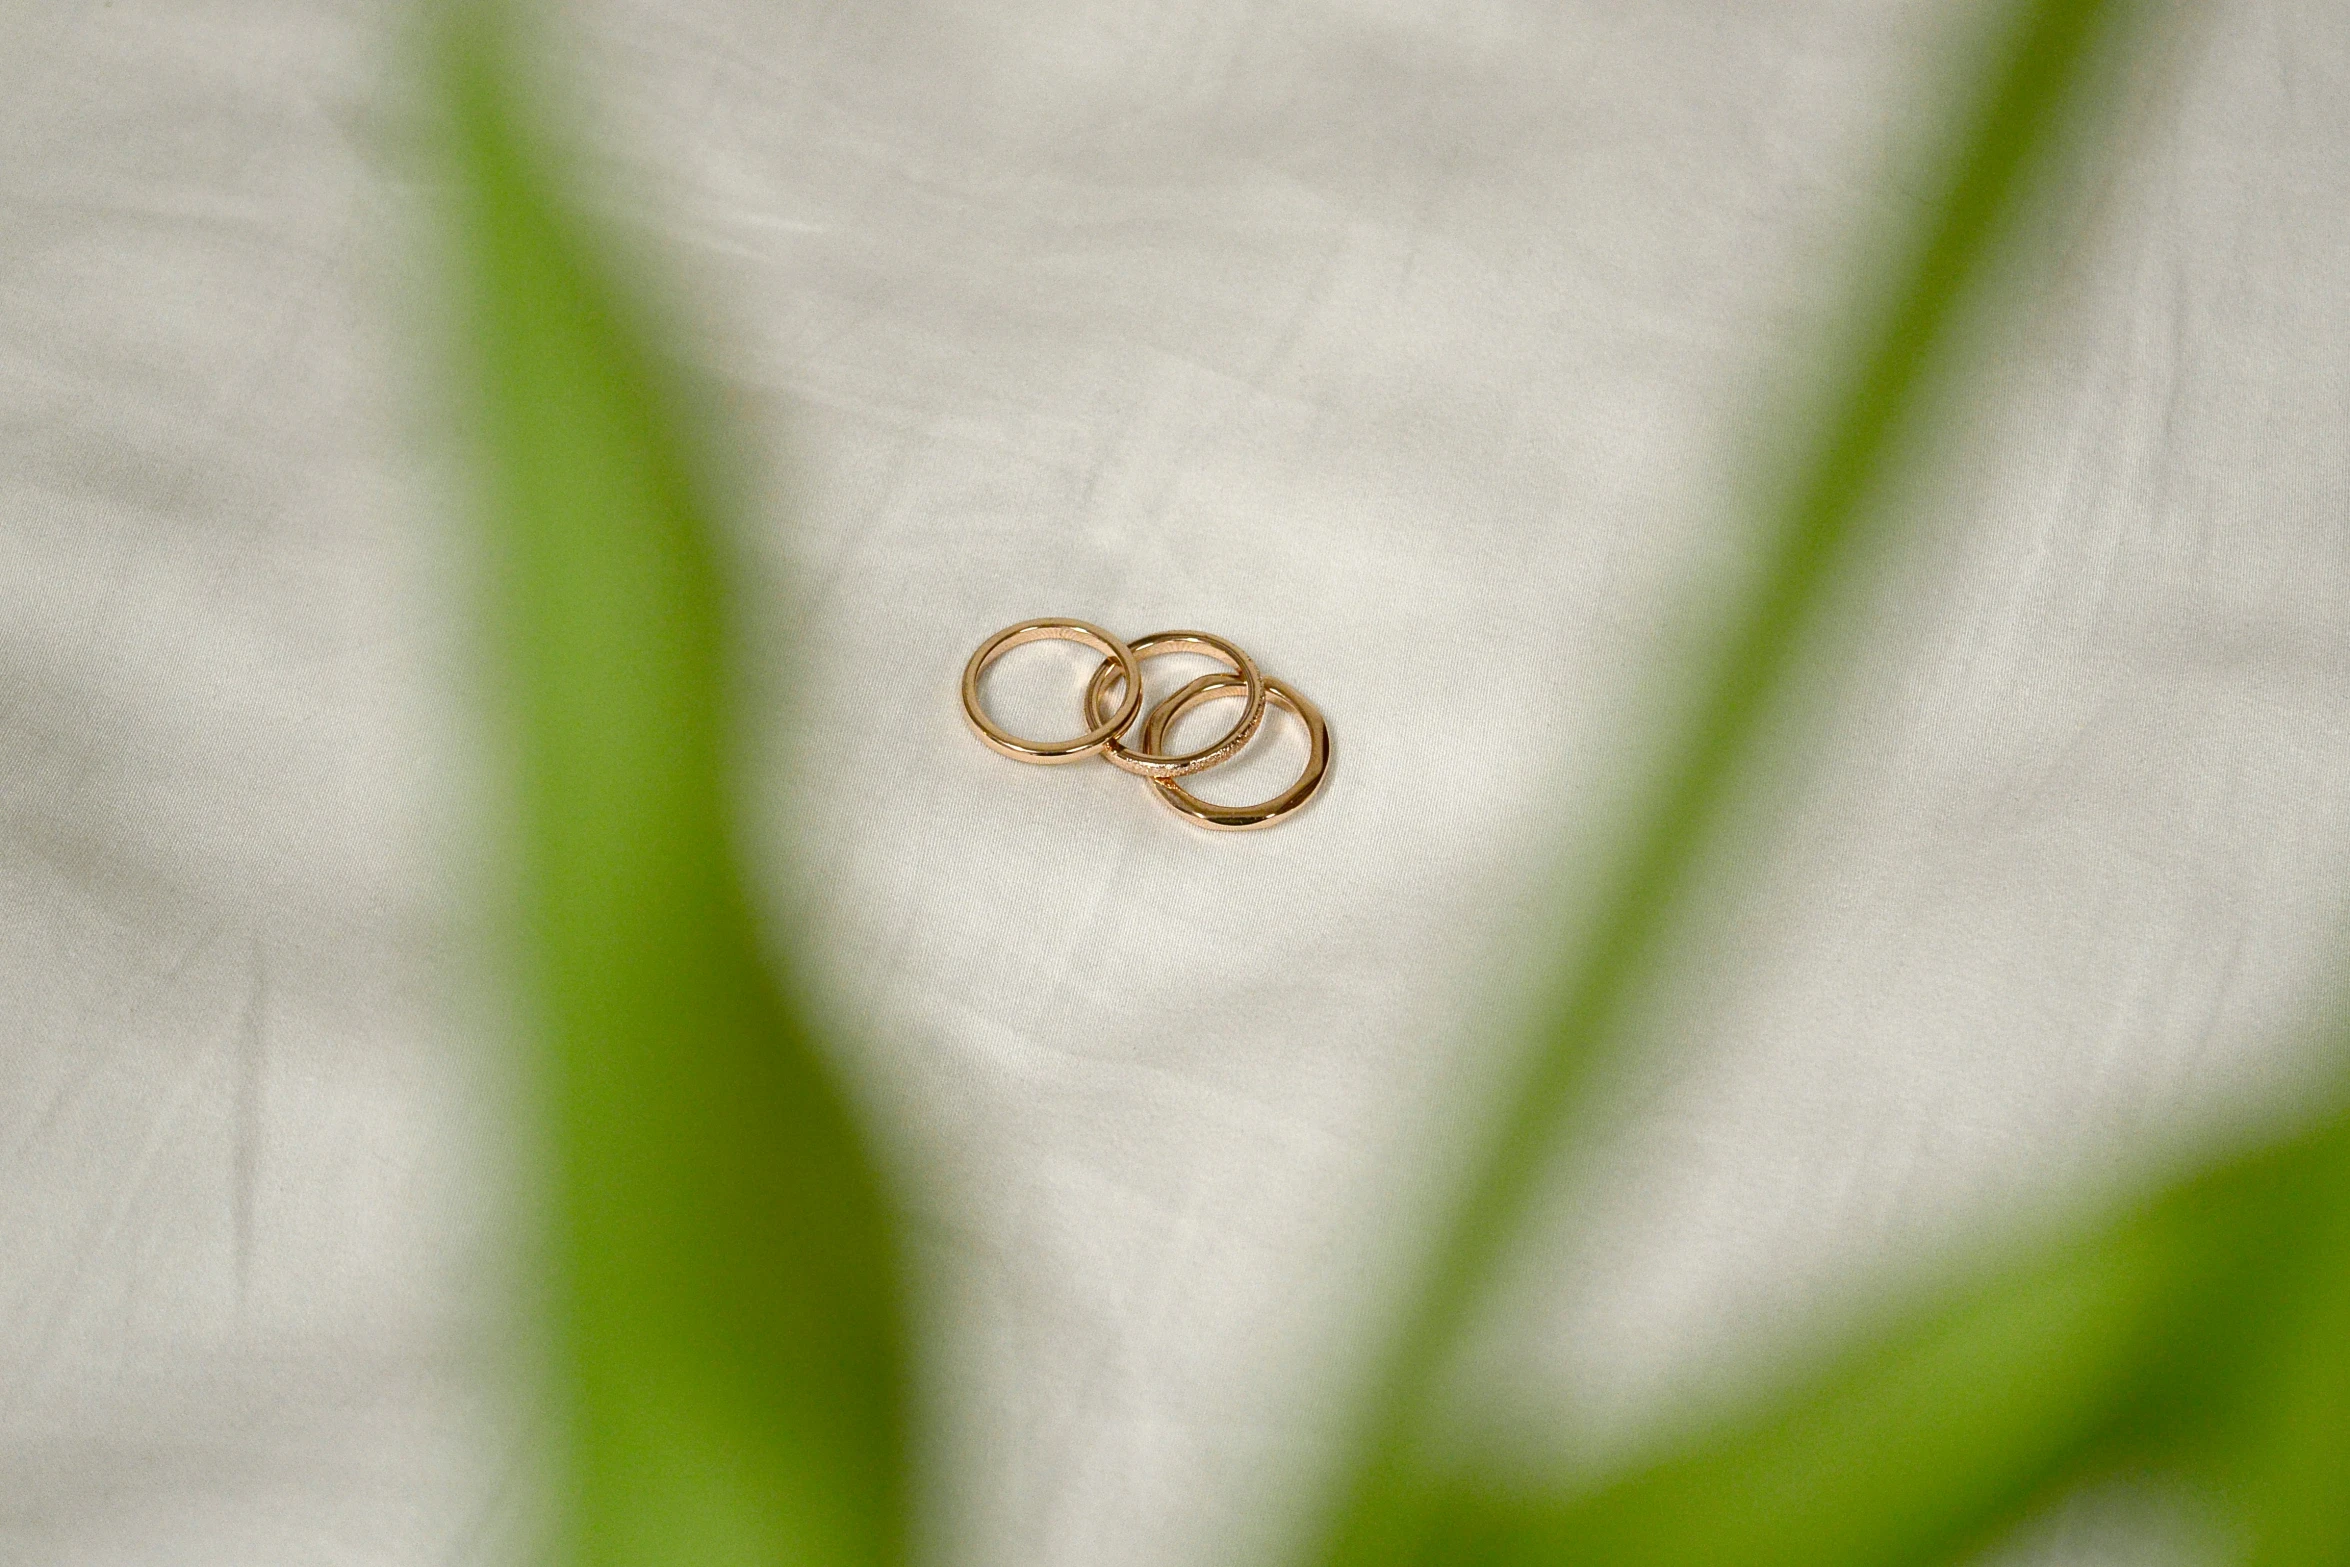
xmin=1079 ymin=630 xmax=1267 ymax=780
xmin=1140 ymin=671 xmax=1331 ymax=830
xmin=961 ymin=617 xmax=1143 ymax=764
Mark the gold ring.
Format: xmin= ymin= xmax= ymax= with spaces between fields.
xmin=1140 ymin=671 xmax=1331 ymax=830
xmin=961 ymin=618 xmax=1143 ymax=764
xmin=1080 ymin=630 xmax=1267 ymax=780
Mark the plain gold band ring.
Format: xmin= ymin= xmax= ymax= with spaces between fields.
xmin=1081 ymin=630 xmax=1267 ymax=780
xmin=1141 ymin=671 xmax=1331 ymax=830
xmin=961 ymin=618 xmax=1143 ymax=764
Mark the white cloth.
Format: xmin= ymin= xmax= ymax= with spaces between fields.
xmin=4 ymin=1 xmax=2347 ymax=1563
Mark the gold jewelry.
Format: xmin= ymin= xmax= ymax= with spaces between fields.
xmin=1080 ymin=630 xmax=1266 ymax=779
xmin=1140 ymin=671 xmax=1331 ymax=831
xmin=959 ymin=618 xmax=1329 ymax=829
xmin=961 ymin=618 xmax=1143 ymax=764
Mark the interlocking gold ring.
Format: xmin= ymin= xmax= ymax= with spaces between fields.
xmin=1079 ymin=630 xmax=1267 ymax=779
xmin=960 ymin=618 xmax=1329 ymax=829
xmin=1140 ymin=671 xmax=1331 ymax=830
xmin=961 ymin=618 xmax=1143 ymax=764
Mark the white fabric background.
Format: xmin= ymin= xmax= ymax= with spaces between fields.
xmin=4 ymin=1 xmax=2347 ymax=1564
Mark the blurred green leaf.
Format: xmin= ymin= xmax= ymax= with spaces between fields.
xmin=438 ymin=12 xmax=908 ymax=1567
xmin=2202 ymin=1153 xmax=2350 ymax=1566
xmin=1396 ymin=1114 xmax=2350 ymax=1567
xmin=1309 ymin=0 xmax=2137 ymax=1561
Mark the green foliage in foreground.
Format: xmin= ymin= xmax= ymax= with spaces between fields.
xmin=440 ymin=16 xmax=907 ymax=1567
xmin=436 ymin=0 xmax=2350 ymax=1562
xmin=1310 ymin=0 xmax=2139 ymax=1554
xmin=1396 ymin=1111 xmax=2350 ymax=1567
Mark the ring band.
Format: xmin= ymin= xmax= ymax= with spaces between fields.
xmin=1080 ymin=630 xmax=1267 ymax=780
xmin=961 ymin=618 xmax=1143 ymax=764
xmin=1140 ymin=671 xmax=1331 ymax=830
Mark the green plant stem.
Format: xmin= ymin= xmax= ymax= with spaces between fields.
xmin=440 ymin=11 xmax=910 ymax=1566
xmin=1311 ymin=1 xmax=2134 ymax=1561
